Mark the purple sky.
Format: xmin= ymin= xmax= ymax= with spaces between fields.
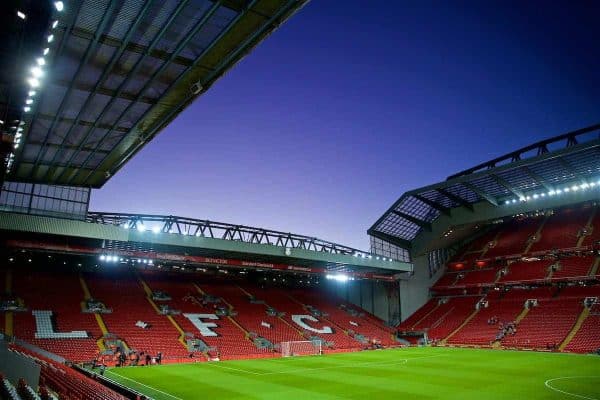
xmin=91 ymin=1 xmax=600 ymax=250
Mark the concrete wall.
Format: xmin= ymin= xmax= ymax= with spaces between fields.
xmin=323 ymin=279 xmax=399 ymax=323
xmin=0 ymin=343 xmax=41 ymax=388
xmin=399 ymin=254 xmax=446 ymax=322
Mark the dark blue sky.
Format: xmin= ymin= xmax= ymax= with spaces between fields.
xmin=91 ymin=1 xmax=600 ymax=250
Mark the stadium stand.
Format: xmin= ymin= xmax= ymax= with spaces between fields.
xmin=84 ymin=270 xmax=190 ymax=361
xmin=529 ymin=207 xmax=593 ymax=252
xmin=12 ymin=269 xmax=101 ymax=362
xmin=402 ymin=202 xmax=600 ymax=353
xmin=10 ymin=345 xmax=125 ymax=400
xmin=289 ymin=289 xmax=397 ymax=346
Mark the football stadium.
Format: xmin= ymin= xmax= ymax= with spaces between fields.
xmin=1 ymin=1 xmax=599 ymax=399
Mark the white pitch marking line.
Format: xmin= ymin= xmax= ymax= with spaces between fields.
xmin=205 ymin=361 xmax=263 ymax=375
xmin=255 ymin=353 xmax=445 ymax=376
xmin=544 ymin=376 xmax=600 ymax=400
xmin=106 ymin=370 xmax=184 ymax=400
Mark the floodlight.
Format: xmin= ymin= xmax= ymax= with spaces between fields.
xmin=43 ymin=48 xmax=49 ymax=55
xmin=28 ymin=78 xmax=40 ymax=88
xmin=28 ymin=90 xmax=36 ymax=97
xmin=17 ymin=11 xmax=26 ymax=20
xmin=52 ymin=20 xmax=58 ymax=29
xmin=152 ymin=226 xmax=160 ymax=234
xmin=36 ymin=57 xmax=45 ymax=66
xmin=24 ymin=106 xmax=31 ymax=112
xmin=25 ymin=99 xmax=33 ymax=105
xmin=47 ymin=34 xmax=54 ymax=43
xmin=31 ymin=67 xmax=43 ymax=78
xmin=54 ymin=1 xmax=64 ymax=11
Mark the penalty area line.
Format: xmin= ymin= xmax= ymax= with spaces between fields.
xmin=106 ymin=370 xmax=183 ymax=400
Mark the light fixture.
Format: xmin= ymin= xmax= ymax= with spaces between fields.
xmin=28 ymin=90 xmax=36 ymax=97
xmin=28 ymin=77 xmax=40 ymax=88
xmin=25 ymin=99 xmax=33 ymax=105
xmin=54 ymin=1 xmax=64 ymax=12
xmin=24 ymin=106 xmax=31 ymax=112
xmin=52 ymin=20 xmax=59 ymax=29
xmin=47 ymin=34 xmax=54 ymax=43
xmin=31 ymin=66 xmax=43 ymax=78
xmin=152 ymin=226 xmax=160 ymax=234
xmin=17 ymin=11 xmax=26 ymax=20
xmin=36 ymin=57 xmax=46 ymax=66
xmin=43 ymin=48 xmax=49 ymax=55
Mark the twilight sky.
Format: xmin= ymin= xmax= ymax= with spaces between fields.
xmin=91 ymin=1 xmax=600 ymax=250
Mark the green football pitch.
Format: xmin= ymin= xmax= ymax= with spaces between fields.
xmin=105 ymin=347 xmax=600 ymax=400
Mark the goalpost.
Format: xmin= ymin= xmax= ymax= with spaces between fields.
xmin=280 ymin=340 xmax=323 ymax=357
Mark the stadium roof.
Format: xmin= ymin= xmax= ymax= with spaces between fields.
xmin=0 ymin=211 xmax=412 ymax=279
xmin=368 ymin=124 xmax=600 ymax=251
xmin=4 ymin=0 xmax=307 ymax=187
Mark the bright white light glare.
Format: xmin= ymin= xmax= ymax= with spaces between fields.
xmin=571 ymin=185 xmax=579 ymax=191
xmin=137 ymin=224 xmax=145 ymax=231
xmin=43 ymin=48 xmax=50 ymax=55
xmin=24 ymin=106 xmax=31 ymax=112
xmin=28 ymin=90 xmax=36 ymax=97
xmin=122 ymin=223 xmax=129 ymax=229
xmin=532 ymin=194 xmax=539 ymax=199
xmin=326 ymin=274 xmax=350 ymax=282
xmin=28 ymin=77 xmax=40 ymax=88
xmin=25 ymin=98 xmax=33 ymax=105
xmin=31 ymin=66 xmax=43 ymax=78
xmin=511 ymin=199 xmax=517 ymax=203
xmin=54 ymin=1 xmax=64 ymax=11
xmin=36 ymin=57 xmax=45 ymax=66
xmin=555 ymin=189 xmax=562 ymax=194
xmin=99 ymin=255 xmax=106 ymax=261
xmin=17 ymin=11 xmax=26 ymax=19
xmin=564 ymin=187 xmax=570 ymax=192
xmin=52 ymin=20 xmax=59 ymax=29
xmin=152 ymin=227 xmax=160 ymax=234
xmin=47 ymin=34 xmax=54 ymax=43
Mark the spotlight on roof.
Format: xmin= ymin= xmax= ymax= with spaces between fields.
xmin=24 ymin=106 xmax=31 ymax=112
xmin=25 ymin=99 xmax=33 ymax=105
xmin=47 ymin=34 xmax=54 ymax=43
xmin=36 ymin=57 xmax=46 ymax=66
xmin=28 ymin=90 xmax=36 ymax=97
xmin=43 ymin=48 xmax=49 ymax=55
xmin=54 ymin=1 xmax=64 ymax=11
xmin=31 ymin=66 xmax=43 ymax=78
xmin=52 ymin=20 xmax=59 ymax=29
xmin=17 ymin=11 xmax=26 ymax=20
xmin=152 ymin=226 xmax=160 ymax=234
xmin=28 ymin=78 xmax=40 ymax=88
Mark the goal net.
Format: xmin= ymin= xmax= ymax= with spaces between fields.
xmin=280 ymin=340 xmax=323 ymax=357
